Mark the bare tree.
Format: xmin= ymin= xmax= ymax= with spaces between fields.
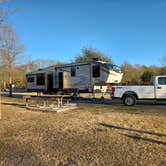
xmin=161 ymin=55 xmax=166 ymax=66
xmin=0 ymin=0 xmax=9 ymax=24
xmin=0 ymin=26 xmax=24 ymax=96
xmin=0 ymin=0 xmax=5 ymax=23
xmin=24 ymin=59 xmax=65 ymax=72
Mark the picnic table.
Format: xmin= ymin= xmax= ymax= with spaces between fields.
xmin=24 ymin=94 xmax=71 ymax=109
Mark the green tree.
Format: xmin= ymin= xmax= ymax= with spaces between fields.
xmin=141 ymin=66 xmax=160 ymax=84
xmin=141 ymin=70 xmax=154 ymax=84
xmin=160 ymin=66 xmax=166 ymax=75
xmin=75 ymin=48 xmax=112 ymax=63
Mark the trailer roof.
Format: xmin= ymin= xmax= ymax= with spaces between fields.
xmin=27 ymin=60 xmax=115 ymax=75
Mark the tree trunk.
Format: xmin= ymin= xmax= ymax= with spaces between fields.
xmin=9 ymin=75 xmax=12 ymax=97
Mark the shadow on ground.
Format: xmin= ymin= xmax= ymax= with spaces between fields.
xmin=1 ymin=102 xmax=26 ymax=109
xmin=99 ymin=123 xmax=166 ymax=146
xmin=72 ymin=97 xmax=166 ymax=106
xmin=121 ymin=134 xmax=166 ymax=145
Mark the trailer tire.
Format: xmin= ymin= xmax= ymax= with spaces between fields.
xmin=123 ymin=95 xmax=136 ymax=106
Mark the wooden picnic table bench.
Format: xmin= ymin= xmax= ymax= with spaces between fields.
xmin=24 ymin=94 xmax=71 ymax=108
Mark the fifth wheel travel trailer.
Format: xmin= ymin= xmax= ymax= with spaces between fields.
xmin=26 ymin=60 xmax=123 ymax=93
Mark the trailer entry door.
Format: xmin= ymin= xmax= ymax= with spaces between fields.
xmin=47 ymin=74 xmax=53 ymax=92
xmin=58 ymin=72 xmax=63 ymax=89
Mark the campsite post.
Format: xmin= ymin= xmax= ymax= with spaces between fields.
xmin=0 ymin=87 xmax=1 ymax=120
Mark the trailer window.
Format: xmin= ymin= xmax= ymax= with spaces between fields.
xmin=158 ymin=77 xmax=166 ymax=85
xmin=27 ymin=77 xmax=34 ymax=83
xmin=36 ymin=74 xmax=45 ymax=85
xmin=92 ymin=65 xmax=100 ymax=77
xmin=104 ymin=63 xmax=122 ymax=73
xmin=71 ymin=66 xmax=76 ymax=77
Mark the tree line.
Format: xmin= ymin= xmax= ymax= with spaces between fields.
xmin=1 ymin=45 xmax=166 ymax=91
xmin=121 ymin=62 xmax=166 ymax=85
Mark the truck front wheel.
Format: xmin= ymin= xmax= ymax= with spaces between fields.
xmin=123 ymin=95 xmax=136 ymax=106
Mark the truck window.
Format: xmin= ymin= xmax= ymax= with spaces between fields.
xmin=71 ymin=66 xmax=76 ymax=77
xmin=158 ymin=77 xmax=166 ymax=85
xmin=36 ymin=74 xmax=45 ymax=85
xmin=27 ymin=77 xmax=34 ymax=83
xmin=92 ymin=65 xmax=100 ymax=77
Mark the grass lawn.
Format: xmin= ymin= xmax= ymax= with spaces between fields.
xmin=0 ymin=96 xmax=166 ymax=166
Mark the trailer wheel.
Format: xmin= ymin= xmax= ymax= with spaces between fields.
xmin=123 ymin=95 xmax=136 ymax=106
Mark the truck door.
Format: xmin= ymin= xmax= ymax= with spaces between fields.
xmin=156 ymin=77 xmax=166 ymax=99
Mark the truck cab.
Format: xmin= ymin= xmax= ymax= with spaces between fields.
xmin=153 ymin=76 xmax=166 ymax=99
xmin=112 ymin=75 xmax=166 ymax=106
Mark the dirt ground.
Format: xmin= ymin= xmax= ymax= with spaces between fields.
xmin=0 ymin=96 xmax=166 ymax=166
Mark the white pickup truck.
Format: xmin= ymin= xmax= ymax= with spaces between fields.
xmin=112 ymin=75 xmax=166 ymax=106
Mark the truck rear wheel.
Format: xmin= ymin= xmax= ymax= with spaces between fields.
xmin=123 ymin=95 xmax=136 ymax=106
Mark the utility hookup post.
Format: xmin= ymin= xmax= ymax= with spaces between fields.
xmin=9 ymin=83 xmax=12 ymax=97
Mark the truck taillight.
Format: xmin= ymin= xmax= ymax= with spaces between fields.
xmin=112 ymin=87 xmax=115 ymax=95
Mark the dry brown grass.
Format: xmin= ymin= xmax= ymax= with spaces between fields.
xmin=0 ymin=97 xmax=166 ymax=166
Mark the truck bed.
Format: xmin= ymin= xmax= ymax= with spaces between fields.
xmin=113 ymin=85 xmax=155 ymax=99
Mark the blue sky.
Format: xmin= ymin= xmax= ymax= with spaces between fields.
xmin=6 ymin=0 xmax=166 ymax=66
